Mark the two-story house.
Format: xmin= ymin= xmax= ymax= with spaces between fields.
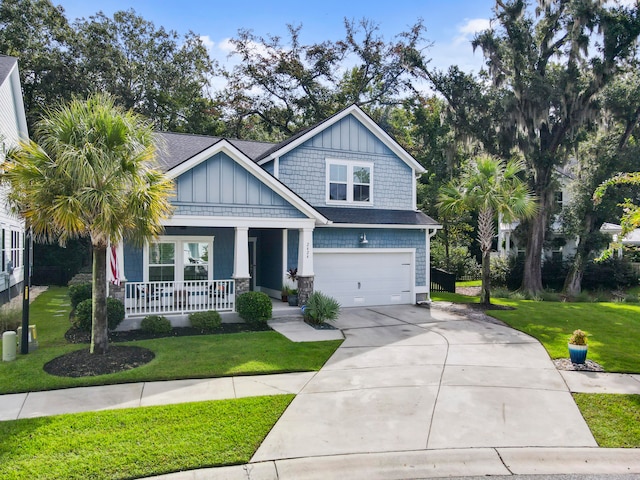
xmin=119 ymin=105 xmax=440 ymax=319
xmin=0 ymin=55 xmax=28 ymax=303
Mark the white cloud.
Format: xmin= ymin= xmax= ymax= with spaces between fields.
xmin=199 ymin=35 xmax=215 ymax=52
xmin=458 ymin=18 xmax=492 ymax=36
xmin=615 ymin=0 xmax=637 ymax=7
xmin=217 ymin=38 xmax=236 ymax=54
xmin=454 ymin=18 xmax=491 ymax=46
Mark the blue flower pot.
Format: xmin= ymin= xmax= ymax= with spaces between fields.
xmin=568 ymin=344 xmax=588 ymax=364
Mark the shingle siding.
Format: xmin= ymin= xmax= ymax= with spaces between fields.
xmin=277 ymin=116 xmax=414 ymax=210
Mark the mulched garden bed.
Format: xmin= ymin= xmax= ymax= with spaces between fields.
xmin=50 ymin=322 xmax=272 ymax=378
xmin=304 ymin=320 xmax=338 ymax=330
xmin=65 ymin=322 xmax=272 ymax=344
xmin=44 ymin=346 xmax=155 ymax=377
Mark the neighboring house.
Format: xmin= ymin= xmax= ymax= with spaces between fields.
xmin=600 ymin=222 xmax=640 ymax=252
xmin=0 ymin=55 xmax=27 ymax=303
xmin=497 ymin=164 xmax=578 ymax=261
xmin=118 ymin=105 xmax=440 ymax=318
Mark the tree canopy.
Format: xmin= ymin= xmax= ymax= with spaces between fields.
xmin=2 ymin=94 xmax=174 ymax=353
xmin=426 ymin=0 xmax=640 ymax=294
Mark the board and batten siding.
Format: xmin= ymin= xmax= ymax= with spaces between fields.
xmin=174 ymin=151 xmax=305 ymax=218
xmin=274 ymin=115 xmax=415 ymax=210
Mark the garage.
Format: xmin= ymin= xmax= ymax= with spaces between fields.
xmin=313 ymin=249 xmax=414 ymax=307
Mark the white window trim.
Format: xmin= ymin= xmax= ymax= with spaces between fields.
xmin=325 ymin=158 xmax=374 ymax=205
xmin=143 ymin=236 xmax=214 ymax=283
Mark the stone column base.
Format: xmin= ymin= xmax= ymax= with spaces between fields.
xmin=297 ymin=276 xmax=314 ymax=306
xmin=108 ymin=283 xmax=125 ymax=303
xmin=234 ymin=277 xmax=251 ymax=298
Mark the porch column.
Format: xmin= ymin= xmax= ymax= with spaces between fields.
xmin=297 ymin=227 xmax=314 ymax=306
xmin=233 ymin=227 xmax=251 ymax=297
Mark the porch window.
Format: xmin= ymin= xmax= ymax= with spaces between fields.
xmin=149 ymin=242 xmax=175 ymax=282
xmin=183 ymin=242 xmax=209 ymax=281
xmin=326 ymin=159 xmax=373 ymax=204
xmin=146 ymin=236 xmax=213 ymax=283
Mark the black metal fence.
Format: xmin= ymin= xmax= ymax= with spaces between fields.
xmin=32 ymin=266 xmax=72 ymax=286
xmin=430 ymin=268 xmax=456 ymax=293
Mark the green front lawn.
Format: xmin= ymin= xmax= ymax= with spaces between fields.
xmin=433 ymin=291 xmax=640 ymax=373
xmin=574 ymin=394 xmax=640 ymax=447
xmin=0 ymin=395 xmax=293 ymax=480
xmin=0 ymin=287 xmax=342 ymax=394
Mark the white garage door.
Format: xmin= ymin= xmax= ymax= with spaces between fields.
xmin=314 ymin=250 xmax=413 ymax=307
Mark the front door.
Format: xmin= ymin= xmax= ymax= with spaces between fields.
xmin=248 ymin=238 xmax=257 ymax=291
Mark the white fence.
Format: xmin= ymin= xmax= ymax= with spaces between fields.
xmin=124 ymin=280 xmax=235 ymax=317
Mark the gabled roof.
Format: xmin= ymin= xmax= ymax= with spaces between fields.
xmin=0 ymin=55 xmax=17 ymax=85
xmin=161 ymin=137 xmax=330 ymax=225
xmin=155 ymin=132 xmax=274 ymax=172
xmin=256 ymin=104 xmax=426 ymax=174
xmin=315 ymin=207 xmax=439 ymax=227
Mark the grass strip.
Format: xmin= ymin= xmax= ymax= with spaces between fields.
xmin=0 ymin=395 xmax=293 ymax=480
xmin=0 ymin=288 xmax=341 ymax=394
xmin=573 ymin=394 xmax=640 ymax=447
xmin=433 ymin=292 xmax=640 ymax=373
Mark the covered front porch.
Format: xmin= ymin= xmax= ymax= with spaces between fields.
xmin=118 ymin=220 xmax=317 ymax=319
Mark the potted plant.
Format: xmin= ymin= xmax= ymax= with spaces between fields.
xmin=288 ymin=289 xmax=298 ymax=306
xmin=568 ymin=329 xmax=588 ymax=364
xmin=281 ymin=285 xmax=291 ymax=302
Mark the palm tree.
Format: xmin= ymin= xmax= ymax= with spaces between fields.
xmin=438 ymin=156 xmax=537 ymax=305
xmin=2 ymin=94 xmax=174 ymax=354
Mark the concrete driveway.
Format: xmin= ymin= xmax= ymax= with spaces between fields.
xmin=252 ymin=304 xmax=596 ymax=462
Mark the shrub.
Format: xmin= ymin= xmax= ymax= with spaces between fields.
xmin=141 ymin=315 xmax=172 ymax=334
xmin=74 ymin=299 xmax=93 ymax=331
xmin=69 ymin=283 xmax=92 ymax=309
xmin=236 ymin=291 xmax=272 ymax=325
xmin=582 ymin=258 xmax=639 ymax=291
xmin=303 ymin=291 xmax=340 ymax=325
xmin=0 ymin=308 xmax=20 ymax=335
xmin=74 ymin=297 xmax=126 ymax=332
xmin=189 ymin=310 xmax=222 ymax=331
xmin=432 ymin=242 xmax=481 ymax=279
xmin=490 ymin=255 xmax=524 ymax=290
xmin=625 ymin=294 xmax=639 ymax=303
xmin=107 ymin=297 xmax=125 ymax=330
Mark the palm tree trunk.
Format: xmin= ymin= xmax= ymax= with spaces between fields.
xmin=481 ymin=249 xmax=491 ymax=305
xmin=91 ymin=245 xmax=109 ymax=354
xmin=478 ymin=208 xmax=493 ymax=305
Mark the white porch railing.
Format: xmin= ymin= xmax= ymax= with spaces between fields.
xmin=124 ymin=280 xmax=235 ymax=317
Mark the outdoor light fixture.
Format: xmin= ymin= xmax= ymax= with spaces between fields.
xmin=359 ymin=233 xmax=369 ymax=244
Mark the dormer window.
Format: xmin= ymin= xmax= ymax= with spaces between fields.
xmin=326 ymin=159 xmax=373 ymax=205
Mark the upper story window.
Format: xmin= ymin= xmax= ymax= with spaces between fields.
xmin=326 ymin=159 xmax=373 ymax=205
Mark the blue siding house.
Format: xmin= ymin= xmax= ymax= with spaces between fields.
xmin=120 ymin=105 xmax=440 ymax=317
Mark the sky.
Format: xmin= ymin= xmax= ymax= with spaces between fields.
xmin=53 ymin=0 xmax=499 ymax=76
